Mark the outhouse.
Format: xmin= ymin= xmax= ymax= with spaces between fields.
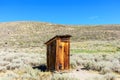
xmin=45 ymin=35 xmax=71 ymax=71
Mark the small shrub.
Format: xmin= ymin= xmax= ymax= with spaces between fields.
xmin=83 ymin=60 xmax=96 ymax=70
xmin=70 ymin=60 xmax=77 ymax=69
xmin=103 ymin=73 xmax=116 ymax=80
xmin=0 ymin=61 xmax=10 ymax=66
xmin=100 ymin=67 xmax=112 ymax=74
xmin=0 ymin=66 xmax=7 ymax=72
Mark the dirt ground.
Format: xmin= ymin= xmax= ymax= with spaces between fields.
xmin=68 ymin=69 xmax=120 ymax=80
xmin=71 ymin=70 xmax=99 ymax=80
xmin=64 ymin=69 xmax=100 ymax=80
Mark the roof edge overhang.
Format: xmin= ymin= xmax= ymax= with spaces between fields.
xmin=45 ymin=35 xmax=72 ymax=45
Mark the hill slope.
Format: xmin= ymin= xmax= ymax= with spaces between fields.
xmin=0 ymin=21 xmax=120 ymax=52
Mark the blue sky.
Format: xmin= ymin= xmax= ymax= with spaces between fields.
xmin=0 ymin=0 xmax=120 ymax=24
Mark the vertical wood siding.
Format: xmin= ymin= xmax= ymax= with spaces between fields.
xmin=46 ymin=35 xmax=71 ymax=71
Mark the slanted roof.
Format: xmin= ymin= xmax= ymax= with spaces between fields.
xmin=45 ymin=35 xmax=71 ymax=45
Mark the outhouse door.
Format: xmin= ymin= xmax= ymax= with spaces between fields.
xmin=58 ymin=41 xmax=69 ymax=70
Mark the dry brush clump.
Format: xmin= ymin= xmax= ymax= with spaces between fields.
xmin=70 ymin=53 xmax=120 ymax=75
xmin=0 ymin=63 xmax=78 ymax=80
xmin=0 ymin=50 xmax=46 ymax=72
xmin=0 ymin=65 xmax=51 ymax=80
xmin=0 ymin=50 xmax=51 ymax=80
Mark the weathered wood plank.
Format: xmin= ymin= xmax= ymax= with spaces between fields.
xmin=45 ymin=35 xmax=71 ymax=71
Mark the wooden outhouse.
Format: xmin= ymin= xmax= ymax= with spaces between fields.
xmin=45 ymin=35 xmax=71 ymax=71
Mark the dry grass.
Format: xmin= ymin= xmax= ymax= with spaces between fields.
xmin=0 ymin=21 xmax=120 ymax=80
xmin=0 ymin=50 xmax=46 ymax=72
xmin=0 ymin=21 xmax=120 ymax=53
xmin=0 ymin=65 xmax=52 ymax=80
xmin=71 ymin=40 xmax=120 ymax=54
xmin=70 ymin=52 xmax=120 ymax=75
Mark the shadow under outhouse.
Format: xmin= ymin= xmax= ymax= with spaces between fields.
xmin=45 ymin=35 xmax=71 ymax=71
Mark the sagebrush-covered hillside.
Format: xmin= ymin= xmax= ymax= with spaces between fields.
xmin=0 ymin=21 xmax=120 ymax=49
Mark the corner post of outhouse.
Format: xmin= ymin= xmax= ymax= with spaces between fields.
xmin=55 ymin=37 xmax=60 ymax=71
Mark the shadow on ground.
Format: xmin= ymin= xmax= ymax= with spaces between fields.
xmin=32 ymin=64 xmax=47 ymax=72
